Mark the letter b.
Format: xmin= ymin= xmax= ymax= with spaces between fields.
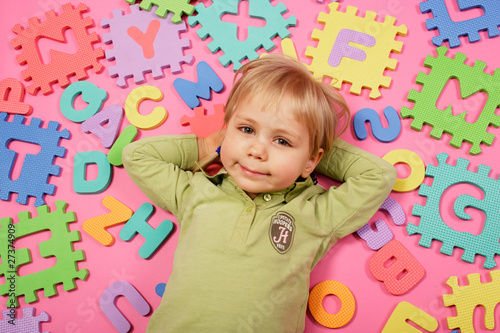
xmin=369 ymin=240 xmax=425 ymax=295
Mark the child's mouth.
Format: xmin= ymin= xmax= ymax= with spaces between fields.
xmin=240 ymin=164 xmax=268 ymax=177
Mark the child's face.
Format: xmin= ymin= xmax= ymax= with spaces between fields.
xmin=220 ymin=97 xmax=323 ymax=199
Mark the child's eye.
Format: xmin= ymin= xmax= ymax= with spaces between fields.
xmin=240 ymin=126 xmax=254 ymax=134
xmin=275 ymin=138 xmax=291 ymax=146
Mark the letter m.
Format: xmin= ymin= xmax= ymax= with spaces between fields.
xmin=173 ymin=61 xmax=224 ymax=108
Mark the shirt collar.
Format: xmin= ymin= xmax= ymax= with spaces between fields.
xmin=206 ymin=168 xmax=315 ymax=204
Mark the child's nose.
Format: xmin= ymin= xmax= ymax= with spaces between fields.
xmin=247 ymin=139 xmax=267 ymax=160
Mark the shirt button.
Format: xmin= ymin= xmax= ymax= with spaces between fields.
xmin=263 ymin=194 xmax=272 ymax=202
xmin=246 ymin=206 xmax=253 ymax=212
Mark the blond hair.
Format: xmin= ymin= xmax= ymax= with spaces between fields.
xmin=195 ymin=54 xmax=350 ymax=171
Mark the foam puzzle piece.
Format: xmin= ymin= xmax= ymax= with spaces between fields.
xmin=381 ymin=301 xmax=438 ymax=333
xmin=356 ymin=197 xmax=406 ymax=250
xmin=188 ymin=0 xmax=296 ymax=70
xmin=155 ymin=282 xmax=166 ymax=297
xmin=10 ymin=3 xmax=104 ymax=95
xmin=173 ymin=61 xmax=224 ymax=108
xmin=0 ymin=201 xmax=88 ymax=307
xmin=400 ymin=46 xmax=500 ymax=155
xmin=127 ymin=20 xmax=161 ymax=59
xmin=281 ymin=37 xmax=299 ymax=59
xmin=380 ymin=196 xmax=406 ymax=226
xmin=420 ymin=0 xmax=500 ymax=48
xmin=0 ymin=113 xmax=70 ymax=206
xmin=308 ymin=280 xmax=355 ymax=328
xmin=443 ymin=270 xmax=500 ymax=332
xmin=369 ymin=240 xmax=425 ymax=295
xmin=383 ymin=149 xmax=425 ymax=192
xmin=119 ymin=202 xmax=174 ymax=259
xmin=100 ymin=280 xmax=151 ymax=333
xmin=125 ymin=0 xmax=195 ymax=23
xmin=81 ymin=104 xmax=124 ymax=148
xmin=0 ymin=307 xmax=50 ymax=333
xmin=73 ymin=151 xmax=113 ymax=194
xmin=60 ymin=81 xmax=108 ymax=123
xmin=101 ymin=5 xmax=193 ymax=88
xmin=82 ymin=196 xmax=133 ymax=246
xmin=356 ymin=220 xmax=393 ymax=251
xmin=181 ymin=104 xmax=225 ymax=137
xmin=305 ymin=3 xmax=407 ymax=99
xmin=353 ymin=106 xmax=401 ymax=142
xmin=108 ymin=125 xmax=138 ymax=166
xmin=124 ymin=86 xmax=168 ymax=130
xmin=407 ymin=153 xmax=500 ymax=269
xmin=0 ymin=78 xmax=33 ymax=115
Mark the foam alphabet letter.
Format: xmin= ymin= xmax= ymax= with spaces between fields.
xmin=329 ymin=29 xmax=376 ymax=67
xmin=81 ymin=104 xmax=124 ymax=148
xmin=100 ymin=281 xmax=150 ymax=333
xmin=369 ymin=240 xmax=425 ymax=295
xmin=73 ymin=151 xmax=113 ymax=194
xmin=380 ymin=197 xmax=406 ymax=226
xmin=357 ymin=197 xmax=406 ymax=250
xmin=0 ymin=78 xmax=33 ymax=115
xmin=383 ymin=149 xmax=425 ymax=192
xmin=353 ymin=106 xmax=401 ymax=143
xmin=173 ymin=61 xmax=224 ymax=108
xmin=82 ymin=196 xmax=133 ymax=246
xmin=119 ymin=202 xmax=174 ymax=259
xmin=308 ymin=280 xmax=355 ymax=328
xmin=60 ymin=81 xmax=108 ymax=123
xmin=381 ymin=301 xmax=438 ymax=332
xmin=107 ymin=125 xmax=138 ymax=166
xmin=357 ymin=220 xmax=393 ymax=251
xmin=124 ymin=86 xmax=167 ymax=130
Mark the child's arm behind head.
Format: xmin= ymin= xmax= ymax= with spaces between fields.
xmin=193 ymin=128 xmax=225 ymax=172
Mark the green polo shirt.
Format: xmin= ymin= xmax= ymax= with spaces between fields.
xmin=122 ymin=135 xmax=396 ymax=332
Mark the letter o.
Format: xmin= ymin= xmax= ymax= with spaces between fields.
xmin=308 ymin=280 xmax=355 ymax=328
xmin=383 ymin=149 xmax=425 ymax=192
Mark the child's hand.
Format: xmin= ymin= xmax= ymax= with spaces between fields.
xmin=197 ymin=128 xmax=226 ymax=161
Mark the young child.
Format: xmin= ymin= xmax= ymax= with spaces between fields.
xmin=122 ymin=54 xmax=396 ymax=332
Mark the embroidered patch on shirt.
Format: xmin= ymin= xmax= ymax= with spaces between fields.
xmin=269 ymin=212 xmax=295 ymax=254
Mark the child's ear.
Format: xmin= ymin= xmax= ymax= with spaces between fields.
xmin=301 ymin=148 xmax=324 ymax=178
